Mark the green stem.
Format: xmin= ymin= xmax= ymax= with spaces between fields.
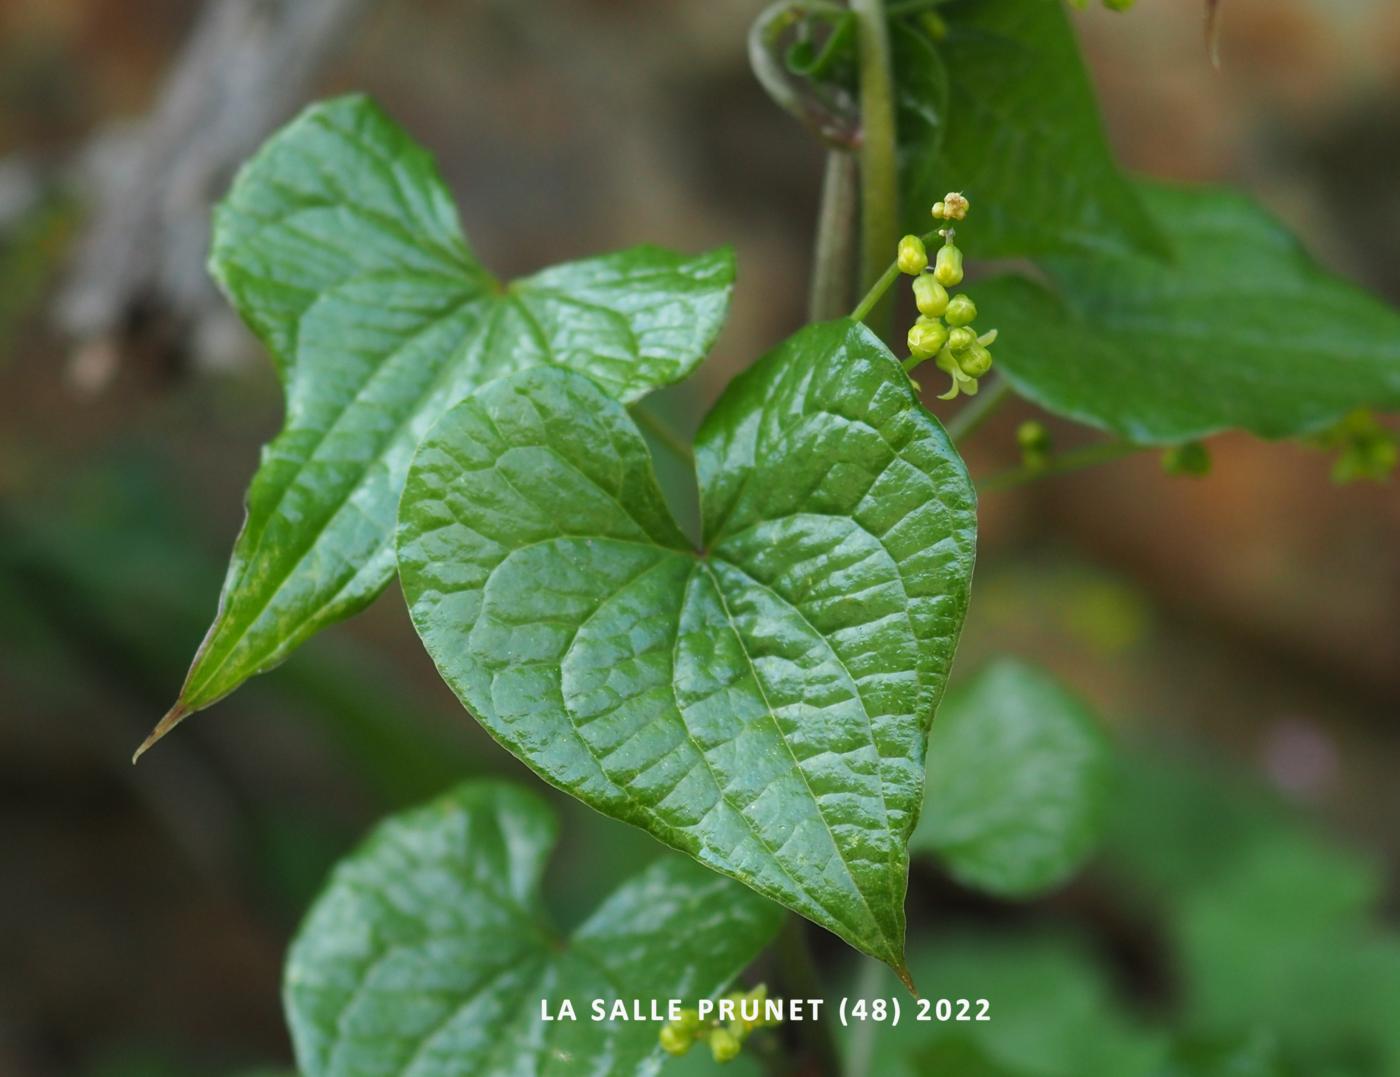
xmin=977 ymin=438 xmax=1142 ymax=493
xmin=850 ymin=258 xmax=901 ymax=325
xmin=810 ymin=151 xmax=859 ymax=321
xmin=850 ymin=226 xmax=938 ymax=324
xmin=630 ymin=405 xmax=694 ymax=466
xmin=851 ymin=0 xmax=899 ymax=335
xmin=845 ymin=957 xmax=886 ymax=1077
xmin=945 ymin=373 xmax=1011 ymax=443
xmin=774 ymin=917 xmax=843 ymax=1075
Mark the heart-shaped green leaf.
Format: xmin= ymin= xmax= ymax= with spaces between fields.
xmin=911 ymin=658 xmax=1110 ymax=898
xmin=396 ymin=319 xmax=977 ymax=976
xmin=982 ymin=182 xmax=1400 ymax=443
xmin=894 ymin=0 xmax=1166 ymax=259
xmin=143 ymin=96 xmax=734 ymax=754
xmin=285 ymin=781 xmax=783 ymax=1077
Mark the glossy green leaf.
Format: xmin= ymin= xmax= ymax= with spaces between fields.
xmin=284 ymin=781 xmax=784 ymax=1077
xmin=911 ymin=658 xmax=1109 ymax=897
xmin=894 ymin=0 xmax=1164 ymax=258
xmin=146 ymin=96 xmax=734 ymax=750
xmin=396 ymin=319 xmax=977 ymax=975
xmin=983 ymin=183 xmax=1400 ymax=443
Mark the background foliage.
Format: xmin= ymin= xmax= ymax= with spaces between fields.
xmin=2 ymin=1 xmax=1399 ymax=1075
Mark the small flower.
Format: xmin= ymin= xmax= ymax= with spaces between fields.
xmin=913 ymin=273 xmax=949 ymax=317
xmin=897 ymin=234 xmax=929 ymax=275
xmin=908 ymin=318 xmax=949 ymax=360
xmin=935 ymin=346 xmax=980 ymax=400
xmin=659 ymin=1024 xmax=693 ymax=1056
xmin=934 ymin=242 xmax=964 ymax=286
xmin=932 ymin=192 xmax=969 ymax=221
xmin=957 ymin=341 xmax=993 ymax=378
xmin=944 ymin=294 xmax=977 ymax=327
xmin=709 ymin=1027 xmax=741 ymax=1063
xmin=947 ymin=326 xmax=977 ymax=353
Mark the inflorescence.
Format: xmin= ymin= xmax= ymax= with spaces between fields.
xmin=899 ymin=193 xmax=997 ymax=400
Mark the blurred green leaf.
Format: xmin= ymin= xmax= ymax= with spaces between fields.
xmin=285 ymin=781 xmax=783 ymax=1077
xmin=859 ymin=933 xmax=1165 ymax=1077
xmin=1100 ymin=747 xmax=1292 ymax=905
xmin=913 ymin=1036 xmax=1025 ymax=1076
xmin=912 ymin=658 xmax=1110 ymax=898
xmin=1105 ymin=744 xmax=1400 ymax=1076
xmin=894 ymin=0 xmax=1164 ymax=258
xmin=1176 ymin=836 xmax=1400 ymax=1075
xmin=165 ymin=94 xmax=735 ymax=729
xmin=981 ymin=183 xmax=1400 ymax=443
xmin=396 ymin=320 xmax=976 ymax=975
xmin=1152 ymin=1032 xmax=1282 ymax=1077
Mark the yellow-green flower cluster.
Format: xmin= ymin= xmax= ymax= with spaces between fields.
xmin=899 ymin=194 xmax=997 ymax=400
xmin=1311 ymin=409 xmax=1398 ymax=484
xmin=659 ymin=984 xmax=782 ymax=1064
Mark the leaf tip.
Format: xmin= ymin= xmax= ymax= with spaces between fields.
xmin=132 ymin=701 xmax=190 ymax=764
xmin=893 ymin=960 xmax=918 ymax=997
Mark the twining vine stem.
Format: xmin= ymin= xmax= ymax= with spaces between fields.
xmin=810 ymin=151 xmax=859 ymax=321
xmin=850 ymin=0 xmax=899 ymax=335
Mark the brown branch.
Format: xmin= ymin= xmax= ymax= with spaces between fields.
xmin=53 ymin=0 xmax=376 ymax=385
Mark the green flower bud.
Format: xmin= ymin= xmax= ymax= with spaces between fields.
xmin=945 ymin=293 xmax=977 ymax=327
xmin=908 ymin=318 xmax=949 ymax=361
xmin=947 ymin=326 xmax=976 ymax=353
xmin=957 ymin=341 xmax=993 ymax=378
xmin=659 ymin=1023 xmax=694 ymax=1056
xmin=934 ymin=242 xmax=964 ymax=286
xmin=1161 ymin=441 xmax=1211 ymax=477
xmin=710 ymin=1027 xmax=742 ymax=1063
xmin=1017 ymin=420 xmax=1050 ymax=453
xmin=913 ymin=273 xmax=949 ymax=317
xmin=897 ymin=234 xmax=928 ymax=275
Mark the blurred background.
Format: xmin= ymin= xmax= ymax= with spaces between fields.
xmin=1 ymin=1 xmax=1397 ymax=1074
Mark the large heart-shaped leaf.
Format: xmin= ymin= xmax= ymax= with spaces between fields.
xmin=285 ymin=781 xmax=784 ymax=1077
xmin=982 ymin=183 xmax=1400 ymax=443
xmin=396 ymin=319 xmax=977 ymax=976
xmin=143 ymin=96 xmax=734 ymax=754
xmin=911 ymin=658 xmax=1110 ymax=898
xmin=894 ymin=0 xmax=1165 ymax=258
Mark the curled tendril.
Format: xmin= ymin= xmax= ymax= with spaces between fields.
xmin=748 ymin=1 xmax=861 ymax=149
